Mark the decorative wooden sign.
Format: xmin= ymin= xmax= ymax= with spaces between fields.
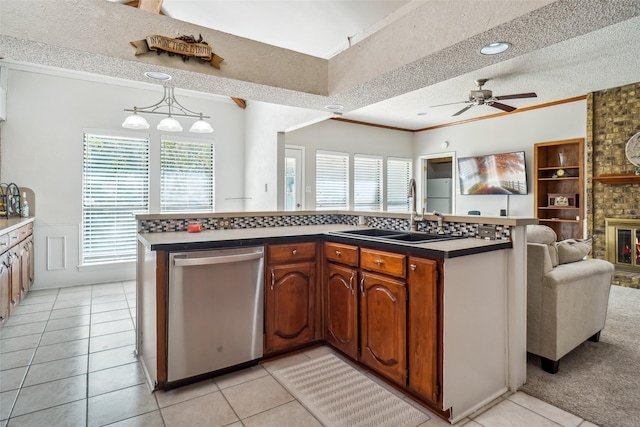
xmin=131 ymin=34 xmax=224 ymax=69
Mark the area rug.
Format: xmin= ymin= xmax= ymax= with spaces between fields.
xmin=520 ymin=285 xmax=640 ymax=427
xmin=273 ymin=353 xmax=430 ymax=427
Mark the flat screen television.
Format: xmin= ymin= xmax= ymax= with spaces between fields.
xmin=458 ymin=151 xmax=528 ymax=195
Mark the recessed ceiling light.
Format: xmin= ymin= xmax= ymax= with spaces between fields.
xmin=325 ymin=104 xmax=344 ymax=111
xmin=480 ymin=42 xmax=510 ymax=55
xmin=144 ymin=71 xmax=172 ymax=81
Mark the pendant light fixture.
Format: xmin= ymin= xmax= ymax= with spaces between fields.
xmin=122 ymin=74 xmax=213 ymax=133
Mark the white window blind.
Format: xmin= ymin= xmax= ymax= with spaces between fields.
xmin=354 ymin=154 xmax=383 ymax=211
xmin=82 ymin=133 xmax=149 ymax=264
xmin=161 ymin=138 xmax=215 ymax=213
xmin=316 ymin=151 xmax=349 ymax=210
xmin=387 ymin=158 xmax=413 ymax=212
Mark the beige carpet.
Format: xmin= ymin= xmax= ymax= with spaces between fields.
xmin=273 ymin=353 xmax=430 ymax=427
xmin=520 ymin=285 xmax=640 ymax=427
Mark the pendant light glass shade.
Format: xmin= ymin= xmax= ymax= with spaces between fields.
xmin=189 ymin=118 xmax=214 ymax=133
xmin=123 ymin=78 xmax=214 ymax=133
xmin=122 ymin=112 xmax=150 ymax=129
xmin=157 ymin=116 xmax=183 ymax=132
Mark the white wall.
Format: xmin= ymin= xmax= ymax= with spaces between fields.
xmin=284 ymin=119 xmax=414 ymax=210
xmin=413 ymin=100 xmax=587 ymax=217
xmin=243 ymin=102 xmax=328 ymax=211
xmin=1 ymin=68 xmax=245 ymax=289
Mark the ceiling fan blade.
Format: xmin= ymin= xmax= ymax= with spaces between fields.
xmin=452 ymin=104 xmax=474 ymax=116
xmin=429 ymin=100 xmax=468 ymax=108
xmin=495 ymin=92 xmax=537 ymax=100
xmin=490 ymin=102 xmax=517 ymax=112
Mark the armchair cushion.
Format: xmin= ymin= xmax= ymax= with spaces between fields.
xmin=557 ymin=238 xmax=592 ymax=264
xmin=527 ymin=225 xmax=559 ymax=266
xmin=526 ymin=224 xmax=557 ymax=244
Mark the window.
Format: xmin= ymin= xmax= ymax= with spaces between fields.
xmin=82 ymin=132 xmax=149 ymax=264
xmin=316 ymin=151 xmax=349 ymax=210
xmin=387 ymin=158 xmax=413 ymax=212
xmin=161 ymin=138 xmax=215 ymax=212
xmin=354 ymin=154 xmax=383 ymax=211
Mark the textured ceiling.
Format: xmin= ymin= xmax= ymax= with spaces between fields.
xmin=2 ymin=0 xmax=640 ymax=131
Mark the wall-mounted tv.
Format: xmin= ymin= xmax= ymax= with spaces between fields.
xmin=458 ymin=151 xmax=528 ymax=195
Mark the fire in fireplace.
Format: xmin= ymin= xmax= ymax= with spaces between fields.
xmin=606 ymin=218 xmax=640 ymax=271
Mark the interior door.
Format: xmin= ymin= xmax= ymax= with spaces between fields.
xmin=284 ymin=147 xmax=303 ymax=211
xmin=422 ymin=154 xmax=455 ymax=214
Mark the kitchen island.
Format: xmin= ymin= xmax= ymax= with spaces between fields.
xmin=136 ymin=211 xmax=536 ymax=423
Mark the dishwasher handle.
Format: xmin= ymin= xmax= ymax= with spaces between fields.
xmin=173 ymin=251 xmax=263 ymax=267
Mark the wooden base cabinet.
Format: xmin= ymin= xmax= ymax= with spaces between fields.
xmin=359 ymin=271 xmax=407 ymax=386
xmin=265 ymin=242 xmax=319 ymax=354
xmin=407 ymin=257 xmax=441 ymax=406
xmin=0 ymin=220 xmax=34 ymax=325
xmin=324 ymin=241 xmax=359 ymax=360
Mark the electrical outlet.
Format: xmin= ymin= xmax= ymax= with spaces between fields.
xmin=219 ymin=218 xmax=231 ymax=229
xmin=478 ymin=225 xmax=496 ymax=240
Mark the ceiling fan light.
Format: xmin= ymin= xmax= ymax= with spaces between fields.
xmin=157 ymin=116 xmax=183 ymax=132
xmin=480 ymin=42 xmax=510 ymax=55
xmin=122 ymin=112 xmax=150 ymax=129
xmin=190 ymin=119 xmax=214 ymax=133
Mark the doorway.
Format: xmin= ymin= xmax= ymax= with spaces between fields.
xmin=284 ymin=146 xmax=304 ymax=211
xmin=421 ymin=153 xmax=455 ymax=214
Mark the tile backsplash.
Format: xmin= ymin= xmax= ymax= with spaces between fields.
xmin=138 ymin=213 xmax=511 ymax=240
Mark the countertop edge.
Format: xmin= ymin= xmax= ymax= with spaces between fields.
xmin=0 ymin=217 xmax=35 ymax=234
xmin=138 ymin=225 xmax=511 ymax=258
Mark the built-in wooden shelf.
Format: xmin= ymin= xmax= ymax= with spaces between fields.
xmin=593 ymin=174 xmax=640 ymax=184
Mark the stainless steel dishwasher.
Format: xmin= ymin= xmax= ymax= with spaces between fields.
xmin=167 ymin=246 xmax=264 ymax=382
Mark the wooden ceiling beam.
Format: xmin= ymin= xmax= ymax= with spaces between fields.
xmin=232 ymin=97 xmax=247 ymax=109
xmin=124 ymin=0 xmax=163 ymax=15
xmin=137 ymin=0 xmax=163 ymax=14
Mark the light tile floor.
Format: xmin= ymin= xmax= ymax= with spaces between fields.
xmin=0 ymin=281 xmax=600 ymax=427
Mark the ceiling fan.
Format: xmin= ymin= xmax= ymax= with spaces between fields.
xmin=431 ymin=79 xmax=537 ymax=116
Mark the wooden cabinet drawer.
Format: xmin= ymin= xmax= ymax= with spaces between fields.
xmin=324 ymin=242 xmax=359 ymax=267
xmin=8 ymin=230 xmax=20 ymax=247
xmin=268 ymin=242 xmax=316 ymax=263
xmin=18 ymin=225 xmax=31 ymax=240
xmin=360 ymin=248 xmax=406 ymax=278
xmin=0 ymin=234 xmax=9 ymax=254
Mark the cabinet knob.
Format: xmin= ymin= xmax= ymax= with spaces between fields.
xmin=375 ymin=259 xmax=383 ymax=266
xmin=292 ymin=249 xmax=297 ymax=256
xmin=410 ymin=264 xmax=417 ymax=271
xmin=335 ymin=250 xmax=341 ymax=256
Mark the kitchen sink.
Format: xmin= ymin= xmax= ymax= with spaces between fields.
xmin=336 ymin=228 xmax=407 ymax=237
xmin=384 ymin=232 xmax=454 ymax=243
xmin=331 ymin=228 xmax=458 ymax=243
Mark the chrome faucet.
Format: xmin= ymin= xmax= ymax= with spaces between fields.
xmin=408 ymin=178 xmax=424 ymax=231
xmin=433 ymin=211 xmax=445 ymax=235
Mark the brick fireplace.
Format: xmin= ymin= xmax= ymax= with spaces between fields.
xmin=586 ymin=82 xmax=640 ymax=288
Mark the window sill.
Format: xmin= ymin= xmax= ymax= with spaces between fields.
xmin=77 ymin=260 xmax=136 ymax=272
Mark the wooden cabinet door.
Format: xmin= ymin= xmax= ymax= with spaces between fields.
xmin=9 ymin=249 xmax=21 ymax=314
xmin=19 ymin=240 xmax=30 ymax=297
xmin=324 ymin=263 xmax=358 ymax=359
xmin=265 ymin=262 xmax=317 ymax=353
xmin=407 ymin=257 xmax=441 ymax=406
xmin=359 ymin=271 xmax=407 ymax=386
xmin=0 ymin=253 xmax=10 ymax=325
xmin=26 ymin=236 xmax=34 ymax=290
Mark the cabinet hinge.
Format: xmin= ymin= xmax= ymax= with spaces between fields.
xmin=436 ymin=383 xmax=441 ymax=398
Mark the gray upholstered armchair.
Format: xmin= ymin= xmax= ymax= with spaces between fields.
xmin=526 ymin=225 xmax=614 ymax=373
